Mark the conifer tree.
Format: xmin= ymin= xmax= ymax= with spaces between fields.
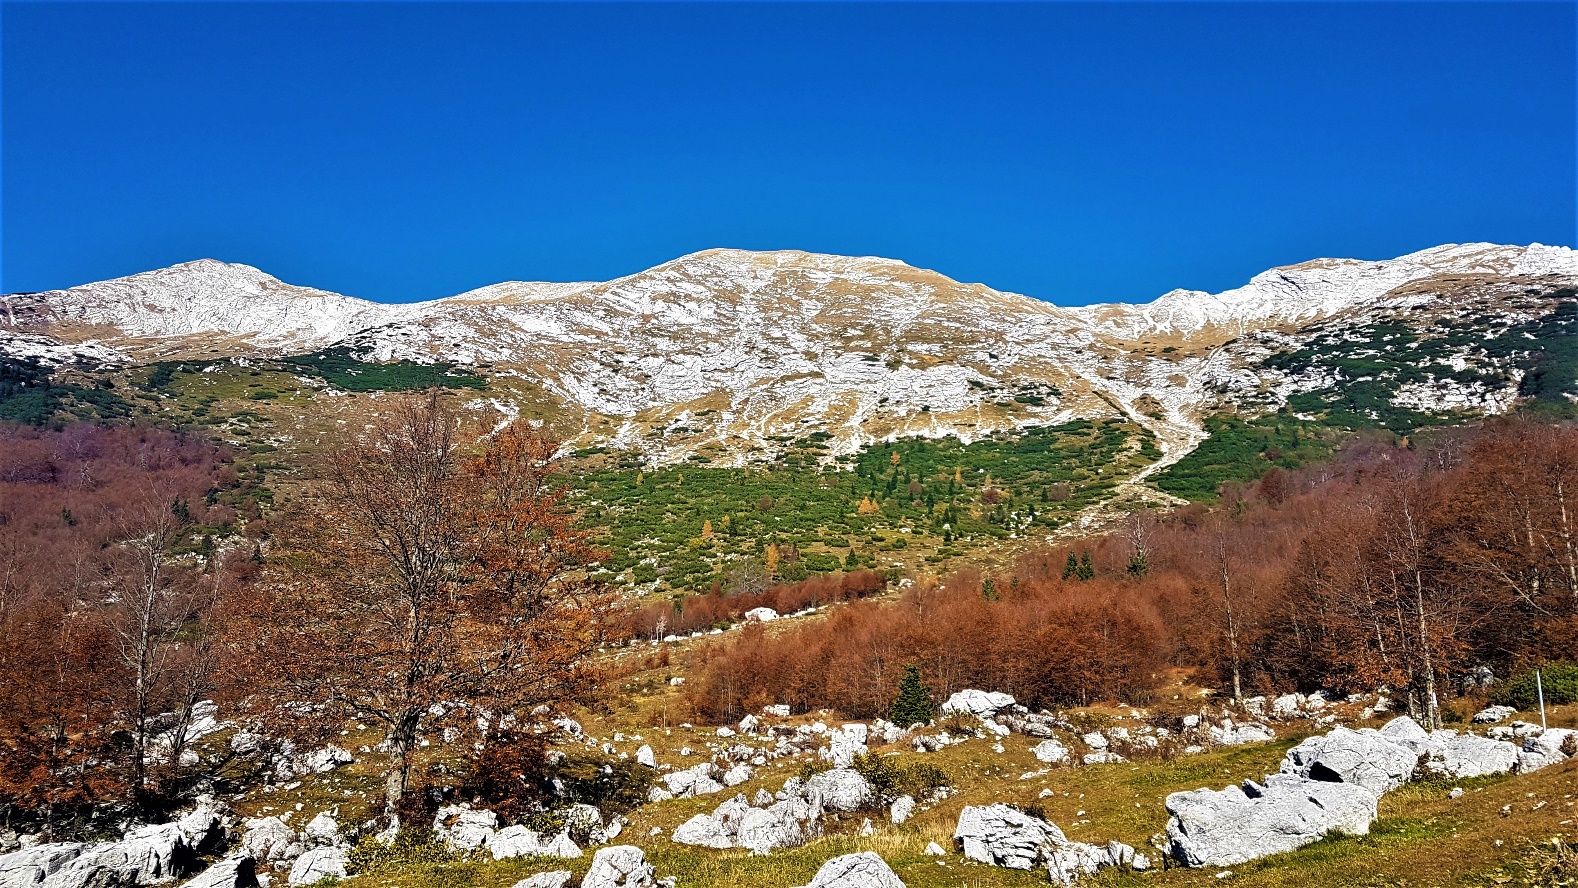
xmin=889 ymin=664 xmax=934 ymax=728
xmin=1078 ymin=551 xmax=1096 ymax=580
xmin=1063 ymin=551 xmax=1080 ymax=580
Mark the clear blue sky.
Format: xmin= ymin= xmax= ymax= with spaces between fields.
xmin=2 ymin=2 xmax=1573 ymax=305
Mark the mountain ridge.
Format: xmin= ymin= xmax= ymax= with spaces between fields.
xmin=4 ymin=242 xmax=1575 ymax=477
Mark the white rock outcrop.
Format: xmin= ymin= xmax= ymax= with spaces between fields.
xmin=939 ymin=690 xmax=1016 ymax=719
xmin=287 ymin=847 xmax=347 ymax=886
xmin=182 ymin=855 xmax=258 ymax=888
xmin=807 ymin=768 xmax=874 ymax=812
xmin=952 ymin=804 xmax=1141 ymax=884
xmin=581 ymin=845 xmax=658 ymax=888
xmin=795 ymin=852 xmax=905 ymax=888
xmin=1165 ymin=775 xmax=1378 ymax=867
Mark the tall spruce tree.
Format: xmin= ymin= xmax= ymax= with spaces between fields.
xmin=889 ymin=664 xmax=934 ymax=728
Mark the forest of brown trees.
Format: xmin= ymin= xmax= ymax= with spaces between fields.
xmin=0 ymin=397 xmax=607 ymax=834
xmin=686 ymin=420 xmax=1578 ymax=727
xmin=3 ymin=408 xmax=1575 ymax=835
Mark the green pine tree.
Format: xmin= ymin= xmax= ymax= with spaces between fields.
xmin=1062 ymin=552 xmax=1080 ymax=580
xmin=1126 ymin=551 xmax=1149 ymax=577
xmin=889 ymin=664 xmax=935 ymax=728
xmin=982 ymin=577 xmax=999 ymax=601
xmin=1078 ymin=552 xmax=1096 ymax=581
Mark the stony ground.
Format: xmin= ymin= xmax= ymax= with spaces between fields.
xmin=219 ymin=648 xmax=1578 ymax=888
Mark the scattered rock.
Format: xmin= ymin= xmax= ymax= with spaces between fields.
xmin=923 ymin=841 xmax=947 ymax=856
xmin=434 ymin=805 xmax=497 ymax=851
xmin=744 ymin=607 xmax=779 ymax=623
xmin=1472 ymin=705 xmax=1516 ymax=724
xmin=1165 ymin=775 xmax=1377 ymax=867
xmin=808 ymin=768 xmax=874 ymax=812
xmin=636 ymin=745 xmax=657 ymax=768
xmin=581 ymin=845 xmax=657 ymax=888
xmin=511 ymin=872 xmax=572 ymax=888
xmin=889 ymin=796 xmax=916 ymax=825
xmin=287 ymin=847 xmax=347 ymax=886
xmin=1032 ymin=739 xmax=1070 ymax=764
xmin=939 ymin=690 xmax=1016 ymax=719
xmin=182 ymin=854 xmax=258 ymax=888
xmin=795 ymin=851 xmax=906 ymax=888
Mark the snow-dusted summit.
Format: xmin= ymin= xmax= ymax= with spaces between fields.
xmin=5 ymin=242 xmax=1574 ymax=466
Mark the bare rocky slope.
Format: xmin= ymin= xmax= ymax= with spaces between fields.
xmin=5 ymin=243 xmax=1574 ymax=468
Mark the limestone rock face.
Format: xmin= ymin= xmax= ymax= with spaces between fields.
xmin=1031 ymin=739 xmax=1070 ymax=764
xmin=796 ymin=852 xmax=906 ymax=888
xmin=954 ymin=804 xmax=1065 ymax=870
xmin=434 ymin=805 xmax=498 ymax=851
xmin=1516 ymin=728 xmax=1578 ymax=773
xmin=241 ymin=817 xmax=301 ymax=863
xmin=581 ymin=846 xmax=657 ymax=888
xmin=1164 ymin=775 xmax=1378 ymax=867
xmin=951 ymin=804 xmax=1138 ymax=884
xmin=807 ymin=768 xmax=874 ymax=813
xmin=938 ymin=690 xmax=1016 ymax=719
xmin=287 ymin=847 xmax=348 ymax=887
xmin=182 ymin=855 xmax=259 ymax=888
xmin=1279 ymin=725 xmax=1419 ymax=795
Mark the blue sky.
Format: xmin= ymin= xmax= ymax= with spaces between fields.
xmin=2 ymin=2 xmax=1573 ymax=305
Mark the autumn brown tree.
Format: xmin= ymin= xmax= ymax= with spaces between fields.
xmin=240 ymin=394 xmax=608 ymax=812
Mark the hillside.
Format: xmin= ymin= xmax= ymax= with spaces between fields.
xmin=4 ymin=243 xmax=1575 ymax=589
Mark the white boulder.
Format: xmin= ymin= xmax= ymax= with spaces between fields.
xmin=1032 ymin=739 xmax=1070 ymax=764
xmin=581 ymin=845 xmax=657 ymax=888
xmin=795 ymin=852 xmax=905 ymax=888
xmin=1165 ymin=775 xmax=1377 ymax=867
xmin=287 ymin=847 xmax=348 ymax=886
xmin=939 ymin=690 xmax=1016 ymax=719
xmin=1279 ymin=725 xmax=1417 ymax=795
xmin=182 ymin=854 xmax=257 ymax=888
xmin=744 ymin=607 xmax=779 ymax=623
xmin=434 ymin=805 xmax=498 ymax=851
xmin=808 ymin=768 xmax=874 ymax=812
xmin=1472 ymin=705 xmax=1517 ymax=724
xmin=512 ymin=872 xmax=573 ymax=888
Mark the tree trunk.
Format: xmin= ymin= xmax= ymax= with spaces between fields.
xmin=1219 ymin=540 xmax=1243 ymax=702
xmin=383 ymin=710 xmax=422 ymax=811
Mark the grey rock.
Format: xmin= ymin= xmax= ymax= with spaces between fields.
xmin=182 ymin=855 xmax=258 ymax=888
xmin=581 ymin=846 xmax=656 ymax=888
xmin=1279 ymin=725 xmax=1417 ymax=795
xmin=796 ymin=852 xmax=905 ymax=888
xmin=938 ymin=690 xmax=1015 ymax=719
xmin=489 ymin=826 xmax=547 ymax=860
xmin=1031 ymin=739 xmax=1070 ymax=764
xmin=1165 ymin=775 xmax=1377 ymax=867
xmin=510 ymin=872 xmax=572 ymax=888
xmin=433 ymin=805 xmax=497 ymax=851
xmin=1472 ymin=705 xmax=1516 ymax=724
xmin=807 ymin=769 xmax=873 ymax=813
xmin=888 ymin=796 xmax=916 ymax=825
xmin=953 ymin=804 xmax=1066 ymax=870
xmin=1516 ymin=727 xmax=1578 ymax=773
xmin=240 ymin=817 xmax=298 ymax=863
xmin=286 ymin=847 xmax=346 ymax=887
